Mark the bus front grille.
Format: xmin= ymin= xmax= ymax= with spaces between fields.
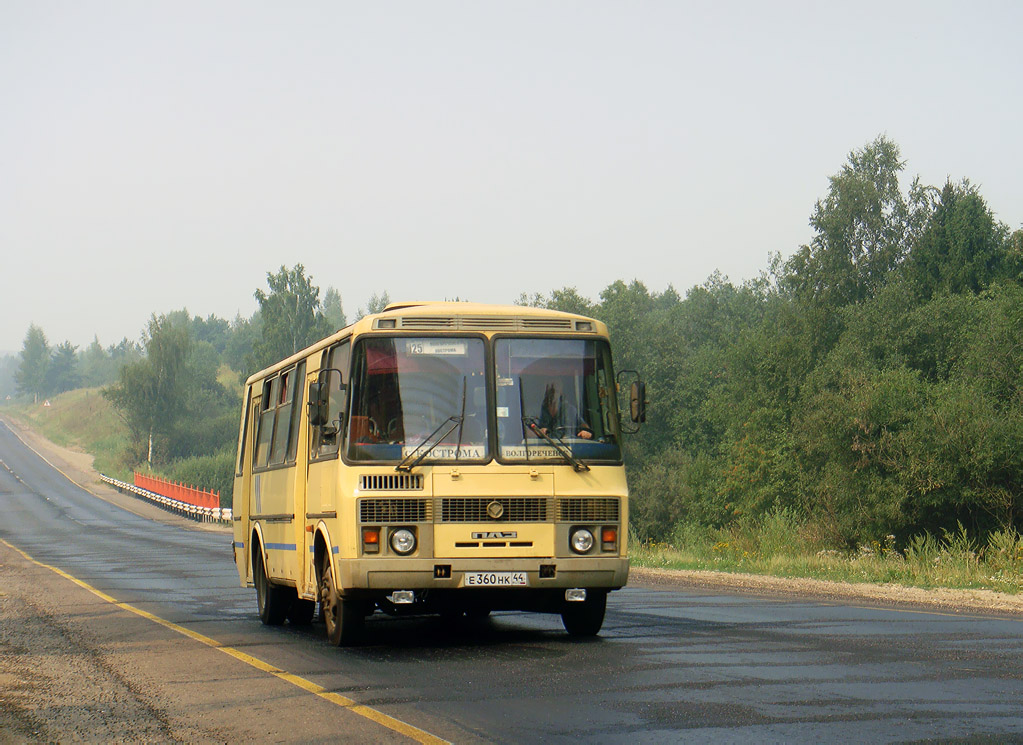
xmin=360 ymin=498 xmax=432 ymax=523
xmin=440 ymin=497 xmax=551 ymax=523
xmin=558 ymin=497 xmax=620 ymax=522
xmin=359 ymin=473 xmax=424 ymax=491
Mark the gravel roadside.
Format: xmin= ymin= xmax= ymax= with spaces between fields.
xmin=630 ymin=566 xmax=1023 ymax=617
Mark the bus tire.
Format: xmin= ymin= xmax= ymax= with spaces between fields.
xmin=254 ymin=548 xmax=290 ymax=626
xmin=560 ymin=591 xmax=606 ymax=637
xmin=320 ymin=557 xmax=363 ymax=646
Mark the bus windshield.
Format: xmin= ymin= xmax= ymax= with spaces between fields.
xmin=347 ymin=337 xmax=489 ymax=463
xmin=495 ymin=338 xmax=621 ymax=464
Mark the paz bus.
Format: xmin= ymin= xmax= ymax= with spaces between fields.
xmin=232 ymin=301 xmax=645 ymax=645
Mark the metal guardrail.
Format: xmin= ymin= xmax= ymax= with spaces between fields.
xmin=100 ymin=474 xmax=233 ymax=525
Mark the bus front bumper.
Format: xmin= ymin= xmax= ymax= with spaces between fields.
xmin=338 ymin=556 xmax=629 ymax=593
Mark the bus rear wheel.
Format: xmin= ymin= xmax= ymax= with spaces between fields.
xmin=320 ymin=558 xmax=363 ymax=646
xmin=560 ymin=591 xmax=607 ymax=637
xmin=254 ymin=549 xmax=290 ymax=626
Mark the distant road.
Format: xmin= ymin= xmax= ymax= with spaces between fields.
xmin=3 ymin=418 xmax=1023 ymax=743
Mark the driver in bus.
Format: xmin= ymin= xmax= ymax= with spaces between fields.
xmin=537 ymin=381 xmax=593 ymax=439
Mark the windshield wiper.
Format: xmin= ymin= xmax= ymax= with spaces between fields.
xmin=395 ymin=416 xmax=461 ymax=472
xmin=396 ymin=379 xmax=468 ymax=473
xmin=518 ymin=378 xmax=531 ymax=462
xmin=454 ymin=377 xmax=467 ymax=459
xmin=522 ymin=416 xmax=590 ymax=472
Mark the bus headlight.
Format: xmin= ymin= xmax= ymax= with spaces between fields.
xmin=390 ymin=528 xmax=416 ymax=555
xmin=570 ymin=528 xmax=594 ymax=554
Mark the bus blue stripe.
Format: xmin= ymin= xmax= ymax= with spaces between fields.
xmin=265 ymin=542 xmax=297 ymax=551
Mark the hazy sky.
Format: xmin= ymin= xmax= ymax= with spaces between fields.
xmin=2 ymin=1 xmax=1021 ymax=353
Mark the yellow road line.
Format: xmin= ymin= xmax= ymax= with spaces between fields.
xmin=0 ymin=538 xmax=448 ymax=745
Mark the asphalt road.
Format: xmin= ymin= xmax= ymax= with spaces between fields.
xmin=2 ymin=418 xmax=1023 ymax=743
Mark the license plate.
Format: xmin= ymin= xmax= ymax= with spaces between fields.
xmin=463 ymin=571 xmax=528 ymax=587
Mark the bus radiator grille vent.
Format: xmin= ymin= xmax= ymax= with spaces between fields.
xmin=397 ymin=316 xmax=574 ymax=331
xmin=520 ymin=318 xmax=573 ymax=330
xmin=440 ymin=497 xmax=551 ymax=523
xmin=360 ymin=498 xmax=432 ymax=523
xmin=559 ymin=497 xmax=620 ymax=522
xmin=460 ymin=317 xmax=518 ymax=329
xmin=359 ymin=474 xmax=424 ymax=491
xmin=399 ymin=316 xmax=456 ymax=329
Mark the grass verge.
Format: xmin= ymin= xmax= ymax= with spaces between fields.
xmin=3 ymin=390 xmax=132 ymax=481
xmin=631 ymin=510 xmax=1023 ymax=595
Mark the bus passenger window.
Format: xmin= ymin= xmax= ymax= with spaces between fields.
xmin=270 ymin=369 xmax=295 ymax=465
xmin=285 ymin=362 xmax=306 ymax=463
xmin=254 ymin=378 xmax=277 ymax=468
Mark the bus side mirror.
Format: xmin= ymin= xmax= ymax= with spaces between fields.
xmin=617 ymin=370 xmax=646 ymax=433
xmin=308 ymin=382 xmax=329 ymax=426
xmin=630 ymin=381 xmax=647 ymax=423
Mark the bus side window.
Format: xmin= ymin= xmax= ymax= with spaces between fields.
xmin=285 ymin=362 xmax=306 ymax=463
xmin=254 ymin=377 xmax=277 ymax=468
xmin=270 ymin=368 xmax=297 ymax=465
xmin=235 ymin=386 xmax=252 ymax=476
xmin=313 ymin=341 xmax=349 ymax=458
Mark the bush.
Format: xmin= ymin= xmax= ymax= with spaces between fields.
xmin=165 ymin=448 xmax=235 ymax=508
xmin=628 ymin=449 xmax=722 ymax=542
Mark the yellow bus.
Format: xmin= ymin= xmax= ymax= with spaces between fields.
xmin=232 ymin=301 xmax=646 ymax=645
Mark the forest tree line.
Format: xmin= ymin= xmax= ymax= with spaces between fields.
xmin=5 ymin=136 xmax=1022 ymax=548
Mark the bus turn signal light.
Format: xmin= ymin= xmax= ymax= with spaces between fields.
xmin=362 ymin=527 xmax=380 ymax=554
xmin=602 ymin=527 xmax=617 ymax=551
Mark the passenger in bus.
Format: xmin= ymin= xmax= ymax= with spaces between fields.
xmin=537 ymin=382 xmax=592 ymax=439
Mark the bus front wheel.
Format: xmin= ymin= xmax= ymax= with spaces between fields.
xmin=254 ymin=549 xmax=290 ymax=626
xmin=320 ymin=558 xmax=363 ymax=646
xmin=560 ymin=591 xmax=607 ymax=637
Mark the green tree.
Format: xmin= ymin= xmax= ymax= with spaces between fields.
xmin=104 ymin=315 xmax=190 ymax=467
xmin=80 ymin=336 xmax=110 ymax=387
xmin=356 ymin=291 xmax=391 ymax=320
xmin=515 ymin=287 xmax=595 ymax=316
xmin=46 ymin=341 xmax=79 ymax=395
xmin=224 ymin=311 xmax=261 ymax=376
xmin=168 ymin=339 xmax=239 ymax=461
xmin=189 ymin=312 xmax=232 ymax=354
xmin=902 ymin=180 xmax=1011 ymax=299
xmin=0 ymin=354 xmax=17 ymax=400
xmin=323 ymin=286 xmax=347 ymax=330
xmin=783 ymin=136 xmax=930 ymax=352
xmin=251 ymin=264 xmax=332 ymax=371
xmin=15 ymin=324 xmax=50 ymax=403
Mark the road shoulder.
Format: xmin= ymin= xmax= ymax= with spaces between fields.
xmin=630 ymin=565 xmax=1023 ymax=616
